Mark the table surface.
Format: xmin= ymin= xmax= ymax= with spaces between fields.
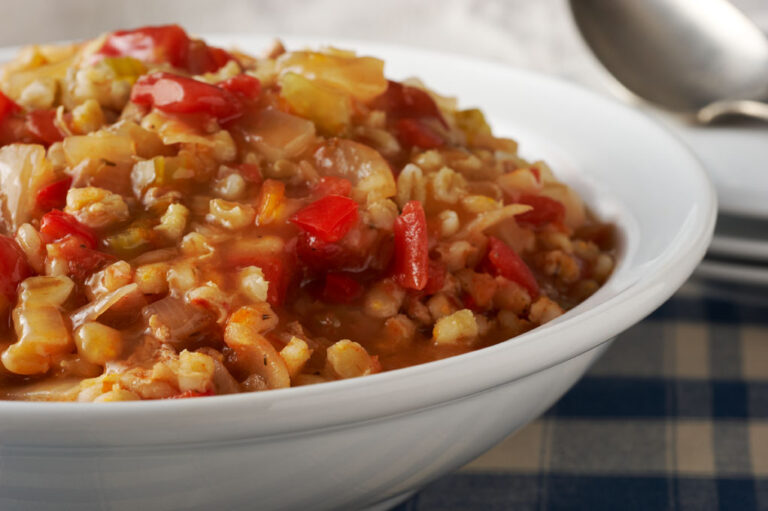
xmin=395 ymin=279 xmax=768 ymax=510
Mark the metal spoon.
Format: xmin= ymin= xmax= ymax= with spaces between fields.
xmin=569 ymin=0 xmax=768 ymax=124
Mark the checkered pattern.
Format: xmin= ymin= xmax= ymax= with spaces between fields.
xmin=395 ymin=280 xmax=768 ymax=510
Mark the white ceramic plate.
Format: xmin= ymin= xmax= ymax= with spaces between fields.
xmin=652 ymin=113 xmax=768 ymax=220
xmin=569 ymin=52 xmax=768 ymax=220
xmin=710 ymin=236 xmax=768 ymax=262
xmin=0 ymin=37 xmax=716 ymax=511
xmin=708 ymin=213 xmax=768 ymax=261
xmin=697 ymin=258 xmax=768 ymax=286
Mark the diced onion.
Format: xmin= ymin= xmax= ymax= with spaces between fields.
xmin=63 ymin=133 xmax=136 ymax=167
xmin=130 ymin=248 xmax=179 ymax=266
xmin=0 ymin=144 xmax=55 ymax=231
xmin=277 ymin=51 xmax=387 ymax=102
xmin=141 ymin=297 xmax=214 ymax=343
xmin=454 ymin=203 xmax=531 ymax=239
xmin=244 ymin=109 xmax=316 ymax=162
xmin=71 ymin=283 xmax=139 ymax=328
xmin=314 ymin=139 xmax=396 ymax=203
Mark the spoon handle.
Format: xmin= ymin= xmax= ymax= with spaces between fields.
xmin=697 ymin=100 xmax=768 ymax=124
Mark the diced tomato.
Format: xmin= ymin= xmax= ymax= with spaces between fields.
xmin=167 ymin=389 xmax=215 ymax=399
xmin=226 ymin=250 xmax=295 ymax=307
xmin=97 ymin=24 xmax=233 ymax=74
xmin=396 ymin=118 xmax=444 ymax=149
xmin=373 ymin=80 xmax=448 ymax=152
xmin=218 ymin=74 xmax=261 ymax=101
xmin=205 ymin=47 xmax=235 ymax=72
xmin=392 ymin=201 xmax=428 ymax=291
xmin=0 ymin=116 xmax=29 ymax=145
xmin=36 ymin=177 xmax=72 ymax=211
xmin=422 ymin=261 xmax=446 ymax=295
xmin=322 ymin=272 xmax=363 ymax=303
xmin=485 ymin=236 xmax=539 ymax=298
xmin=312 ymin=176 xmax=352 ymax=198
xmin=25 ymin=109 xmax=64 ymax=146
xmin=97 ymin=24 xmax=191 ymax=69
xmin=51 ymin=235 xmax=113 ymax=281
xmin=375 ymin=80 xmax=446 ymax=126
xmin=185 ymin=39 xmax=233 ymax=74
xmin=0 ymin=90 xmax=21 ymax=124
xmin=291 ymin=194 xmax=358 ymax=243
xmin=40 ymin=210 xmax=97 ymax=249
xmin=530 ymin=167 xmax=541 ymax=183
xmin=0 ymin=236 xmax=33 ymax=301
xmin=236 ymin=163 xmax=262 ymax=184
xmin=131 ymin=72 xmax=243 ymax=122
xmin=296 ymin=232 xmax=357 ymax=272
xmin=261 ymin=256 xmax=293 ymax=307
xmin=369 ymin=235 xmax=395 ymax=273
xmin=515 ymin=194 xmax=565 ymax=228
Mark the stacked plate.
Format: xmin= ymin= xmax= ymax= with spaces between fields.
xmin=561 ymin=11 xmax=768 ymax=288
xmin=653 ymin=115 xmax=768 ymax=286
xmin=700 ymin=214 xmax=768 ymax=286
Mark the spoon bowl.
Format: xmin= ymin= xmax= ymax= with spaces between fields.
xmin=570 ymin=0 xmax=768 ymax=115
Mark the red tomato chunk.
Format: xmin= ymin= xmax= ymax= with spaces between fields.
xmin=376 ymin=80 xmax=446 ymax=125
xmin=51 ymin=236 xmax=114 ymax=281
xmin=0 ymin=91 xmax=20 ymax=124
xmin=515 ymin=194 xmax=566 ymax=228
xmin=312 ymin=176 xmax=352 ymax=198
xmin=296 ymin=233 xmax=360 ymax=272
xmin=185 ymin=40 xmax=233 ymax=75
xmin=392 ymin=201 xmax=429 ymax=291
xmin=218 ymin=74 xmax=261 ymax=101
xmin=40 ymin=210 xmax=98 ymax=249
xmin=227 ymin=251 xmax=295 ymax=308
xmin=98 ymin=24 xmax=190 ymax=68
xmin=26 ymin=110 xmax=65 ymax=146
xmin=422 ymin=261 xmax=446 ymax=296
xmin=236 ymin=163 xmax=262 ymax=184
xmin=97 ymin=24 xmax=232 ymax=74
xmin=0 ymin=236 xmax=33 ymax=301
xmin=322 ymin=272 xmax=363 ymax=303
xmin=486 ymin=236 xmax=539 ymax=298
xmin=36 ymin=177 xmax=72 ymax=211
xmin=131 ymin=72 xmax=243 ymax=122
xmin=260 ymin=256 xmax=295 ymax=308
xmin=396 ymin=118 xmax=444 ymax=149
xmin=291 ymin=195 xmax=358 ymax=243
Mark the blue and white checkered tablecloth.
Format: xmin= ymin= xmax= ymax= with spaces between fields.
xmin=395 ymin=278 xmax=768 ymax=510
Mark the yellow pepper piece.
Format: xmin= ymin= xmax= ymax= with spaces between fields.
xmin=102 ymin=57 xmax=146 ymax=84
xmin=106 ymin=223 xmax=153 ymax=257
xmin=277 ymin=51 xmax=387 ymax=102
xmin=279 ymin=72 xmax=351 ymax=135
xmin=455 ymin=108 xmax=492 ymax=144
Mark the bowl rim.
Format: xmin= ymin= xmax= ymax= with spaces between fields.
xmin=0 ymin=36 xmax=716 ymax=441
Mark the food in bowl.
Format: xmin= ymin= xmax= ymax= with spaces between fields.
xmin=0 ymin=25 xmax=615 ymax=401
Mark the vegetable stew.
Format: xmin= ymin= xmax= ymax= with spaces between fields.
xmin=0 ymin=25 xmax=615 ymax=401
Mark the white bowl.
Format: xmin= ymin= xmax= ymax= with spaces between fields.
xmin=0 ymin=38 xmax=716 ymax=511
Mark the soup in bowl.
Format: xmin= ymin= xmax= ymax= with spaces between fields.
xmin=0 ymin=26 xmax=715 ymax=511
